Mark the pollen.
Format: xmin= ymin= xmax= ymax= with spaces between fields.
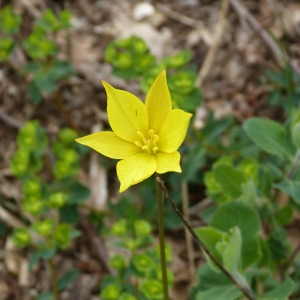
xmin=135 ymin=130 xmax=159 ymax=154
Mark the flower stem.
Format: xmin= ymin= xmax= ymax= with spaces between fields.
xmin=156 ymin=176 xmax=256 ymax=300
xmin=49 ymin=258 xmax=58 ymax=300
xmin=156 ymin=175 xmax=169 ymax=300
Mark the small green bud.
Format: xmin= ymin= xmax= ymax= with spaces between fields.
xmin=204 ymin=172 xmax=221 ymax=193
xmin=53 ymin=223 xmax=71 ymax=249
xmin=10 ymin=148 xmax=30 ymax=176
xmin=154 ymin=243 xmax=172 ymax=263
xmin=146 ymin=265 xmax=174 ymax=287
xmin=32 ymin=219 xmax=55 ymax=236
xmin=22 ymin=195 xmax=43 ymax=216
xmin=163 ymin=51 xmax=192 ymax=69
xmin=0 ymin=5 xmax=21 ymax=34
xmin=238 ymin=158 xmax=258 ymax=182
xmin=132 ymin=253 xmax=153 ymax=274
xmin=54 ymin=160 xmax=71 ymax=179
xmin=115 ymin=52 xmax=132 ymax=69
xmin=136 ymin=54 xmax=155 ymax=71
xmin=58 ymin=128 xmax=77 ymax=144
xmin=123 ymin=237 xmax=136 ymax=251
xmin=168 ymin=72 xmax=196 ymax=95
xmin=0 ymin=38 xmax=15 ymax=62
xmin=59 ymin=149 xmax=79 ymax=164
xmin=140 ymin=279 xmax=163 ymax=300
xmin=105 ymin=43 xmax=117 ymax=62
xmin=111 ymin=219 xmax=127 ymax=236
xmin=109 ymin=254 xmax=126 ymax=271
xmin=119 ymin=293 xmax=137 ymax=300
xmin=100 ymin=284 xmax=121 ymax=300
xmin=22 ymin=177 xmax=41 ymax=196
xmin=134 ymin=220 xmax=151 ymax=236
xmin=13 ymin=228 xmax=30 ymax=248
xmin=23 ymin=33 xmax=58 ymax=59
xmin=131 ymin=37 xmax=147 ymax=55
xmin=47 ymin=192 xmax=68 ymax=208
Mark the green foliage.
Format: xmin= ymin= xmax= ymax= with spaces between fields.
xmin=12 ymin=227 xmax=31 ymax=248
xmin=3 ymin=17 xmax=300 ymax=299
xmin=100 ymin=218 xmax=174 ymax=299
xmin=264 ymin=65 xmax=300 ymax=114
xmin=9 ymin=121 xmax=88 ymax=296
xmin=0 ymin=5 xmax=21 ymax=34
xmin=191 ymin=109 xmax=300 ymax=299
xmin=0 ymin=5 xmax=74 ymax=104
xmin=105 ymin=35 xmax=202 ymax=112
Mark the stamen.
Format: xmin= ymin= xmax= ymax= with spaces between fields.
xmin=135 ymin=129 xmax=160 ymax=154
xmin=137 ymin=131 xmax=147 ymax=144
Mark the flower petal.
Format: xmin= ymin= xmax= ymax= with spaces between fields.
xmin=156 ymin=151 xmax=182 ymax=174
xmin=145 ymin=70 xmax=172 ymax=133
xmin=103 ymin=81 xmax=148 ymax=143
xmin=76 ymin=131 xmax=140 ymax=159
xmin=158 ymin=109 xmax=192 ymax=153
xmin=117 ymin=153 xmax=157 ymax=192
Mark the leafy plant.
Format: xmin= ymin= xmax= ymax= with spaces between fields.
xmin=10 ymin=121 xmax=89 ymax=298
xmin=105 ymin=35 xmax=202 ymax=112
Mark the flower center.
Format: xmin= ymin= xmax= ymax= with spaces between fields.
xmin=135 ymin=129 xmax=159 ymax=154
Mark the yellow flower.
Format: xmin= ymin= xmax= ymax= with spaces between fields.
xmin=76 ymin=70 xmax=192 ymax=192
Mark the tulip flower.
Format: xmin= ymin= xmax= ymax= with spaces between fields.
xmin=76 ymin=70 xmax=192 ymax=192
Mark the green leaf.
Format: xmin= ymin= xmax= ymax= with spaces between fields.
xmin=29 ymin=250 xmax=41 ymax=270
xmin=57 ymin=269 xmax=80 ymax=291
xmin=37 ymin=247 xmax=56 ymax=260
xmin=274 ymin=179 xmax=300 ymax=204
xmin=267 ymin=227 xmax=288 ymax=260
xmin=221 ymin=227 xmax=242 ymax=274
xmin=0 ymin=5 xmax=21 ymax=34
xmin=49 ymin=60 xmax=75 ymax=81
xmin=194 ymin=227 xmax=225 ymax=263
xmin=213 ymin=164 xmax=247 ymax=198
xmin=211 ymin=201 xmax=261 ymax=269
xmin=275 ymin=205 xmax=293 ymax=226
xmin=68 ymin=181 xmax=90 ymax=204
xmin=28 ymin=81 xmax=42 ymax=104
xmin=34 ymin=72 xmax=56 ymax=94
xmin=243 ymin=118 xmax=294 ymax=158
xmin=196 ymin=285 xmax=242 ymax=300
xmin=192 ymin=264 xmax=242 ymax=300
xmin=35 ymin=291 xmax=54 ymax=300
xmin=182 ymin=146 xmax=205 ymax=181
xmin=0 ymin=221 xmax=9 ymax=236
xmin=258 ymin=278 xmax=294 ymax=300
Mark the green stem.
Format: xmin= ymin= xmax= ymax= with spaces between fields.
xmin=49 ymin=258 xmax=58 ymax=300
xmin=156 ymin=176 xmax=256 ymax=300
xmin=156 ymin=175 xmax=169 ymax=300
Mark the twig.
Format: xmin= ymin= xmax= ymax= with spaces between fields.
xmin=0 ymin=112 xmax=23 ymax=129
xmin=196 ymin=0 xmax=229 ymax=87
xmin=188 ymin=197 xmax=212 ymax=216
xmin=156 ymin=176 xmax=256 ymax=300
xmin=229 ymin=0 xmax=300 ymax=76
xmin=0 ymin=206 xmax=26 ymax=228
xmin=181 ymin=181 xmax=195 ymax=283
xmin=156 ymin=4 xmax=203 ymax=28
xmin=284 ymin=240 xmax=300 ymax=272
